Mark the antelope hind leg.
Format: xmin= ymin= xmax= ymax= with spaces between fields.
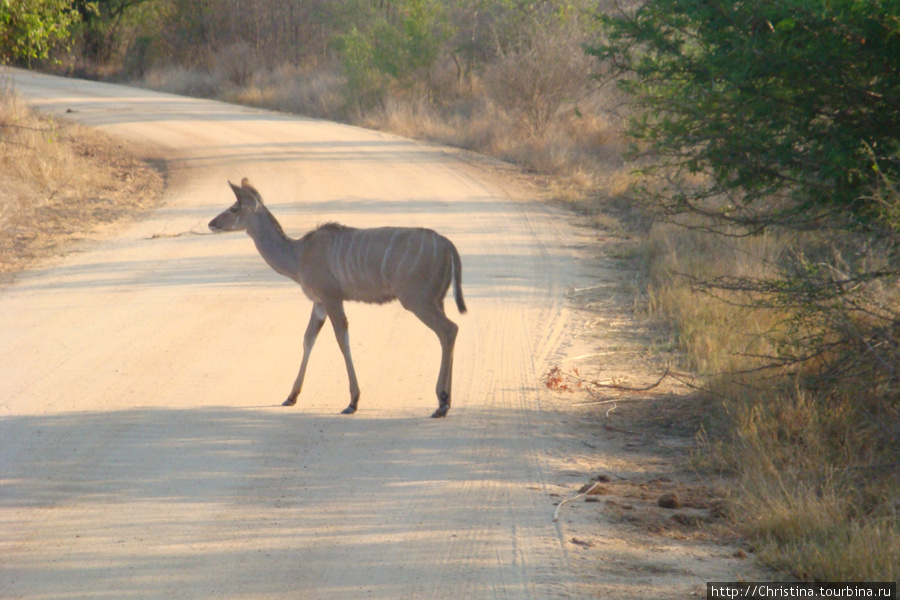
xmin=431 ymin=348 xmax=454 ymax=419
xmin=415 ymin=305 xmax=457 ymax=419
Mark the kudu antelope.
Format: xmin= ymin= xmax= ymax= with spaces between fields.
xmin=208 ymin=179 xmax=466 ymax=418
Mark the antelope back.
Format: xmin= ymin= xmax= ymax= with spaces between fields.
xmin=317 ymin=225 xmax=452 ymax=304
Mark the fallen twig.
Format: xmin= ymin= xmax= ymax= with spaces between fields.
xmin=587 ymin=367 xmax=671 ymax=393
xmin=147 ymin=230 xmax=210 ymax=239
xmin=544 ymin=365 xmax=673 ymax=397
xmin=553 ymin=481 xmax=603 ymax=522
xmin=559 ymin=352 xmax=612 ymax=363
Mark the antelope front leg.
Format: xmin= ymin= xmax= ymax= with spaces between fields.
xmin=325 ymin=301 xmax=361 ymax=414
xmin=284 ymin=303 xmax=327 ymax=406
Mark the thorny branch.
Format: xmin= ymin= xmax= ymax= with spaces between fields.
xmin=543 ymin=365 xmax=673 ymax=398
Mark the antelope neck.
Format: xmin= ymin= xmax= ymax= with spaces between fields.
xmin=246 ymin=207 xmax=301 ymax=280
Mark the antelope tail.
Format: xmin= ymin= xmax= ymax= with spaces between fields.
xmin=451 ymin=243 xmax=467 ymax=314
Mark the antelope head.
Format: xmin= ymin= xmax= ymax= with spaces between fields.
xmin=209 ymin=178 xmax=263 ymax=233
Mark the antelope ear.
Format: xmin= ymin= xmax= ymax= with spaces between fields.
xmin=241 ymin=177 xmax=262 ymax=197
xmin=228 ymin=179 xmax=262 ymax=211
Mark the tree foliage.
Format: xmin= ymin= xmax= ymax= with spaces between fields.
xmin=0 ymin=0 xmax=80 ymax=64
xmin=338 ymin=0 xmax=451 ymax=109
xmin=72 ymin=0 xmax=149 ymax=62
xmin=592 ymin=0 xmax=900 ymax=236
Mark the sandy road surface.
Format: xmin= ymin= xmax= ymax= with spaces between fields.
xmin=0 ymin=69 xmax=594 ymax=599
xmin=2 ymin=70 xmax=764 ymax=599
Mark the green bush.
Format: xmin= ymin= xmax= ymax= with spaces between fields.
xmin=0 ymin=0 xmax=80 ymax=64
xmin=338 ymin=0 xmax=449 ymax=110
xmin=592 ymin=0 xmax=900 ymax=234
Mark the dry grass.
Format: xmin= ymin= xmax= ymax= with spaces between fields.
xmin=140 ymin=65 xmax=221 ymax=99
xmin=360 ymin=83 xmax=635 ymax=232
xmin=0 ymin=86 xmax=164 ymax=280
xmin=729 ymin=440 xmax=900 ymax=582
xmin=643 ymin=224 xmax=784 ymax=374
xmin=141 ymin=62 xmax=348 ymax=122
xmin=649 ymin=220 xmax=900 ymax=582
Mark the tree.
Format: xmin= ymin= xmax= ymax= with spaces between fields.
xmin=591 ymin=0 xmax=900 ymax=235
xmin=0 ymin=0 xmax=80 ymax=64
xmin=592 ymin=0 xmax=900 ymax=392
xmin=486 ymin=22 xmax=592 ymax=133
xmin=72 ymin=0 xmax=150 ymax=62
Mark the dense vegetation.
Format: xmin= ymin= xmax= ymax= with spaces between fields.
xmin=3 ymin=0 xmax=898 ymax=581
xmin=594 ymin=0 xmax=900 ymax=581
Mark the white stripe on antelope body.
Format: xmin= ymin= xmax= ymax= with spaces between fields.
xmin=208 ymin=178 xmax=466 ymax=418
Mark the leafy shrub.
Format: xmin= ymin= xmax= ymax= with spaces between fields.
xmin=593 ymin=0 xmax=900 ymax=234
xmin=337 ymin=0 xmax=449 ymax=111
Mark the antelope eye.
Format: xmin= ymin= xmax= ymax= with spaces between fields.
xmin=229 ymin=206 xmax=239 ymax=213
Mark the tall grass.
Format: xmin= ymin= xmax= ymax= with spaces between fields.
xmin=645 ymin=225 xmax=784 ymax=374
xmin=649 ymin=221 xmax=900 ymax=582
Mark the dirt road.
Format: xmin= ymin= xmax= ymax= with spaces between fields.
xmin=1 ymin=70 xmax=761 ymax=598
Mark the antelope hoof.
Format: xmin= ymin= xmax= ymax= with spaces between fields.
xmin=431 ymin=405 xmax=449 ymax=419
xmin=282 ymin=397 xmax=297 ymax=407
xmin=341 ymin=405 xmax=357 ymax=415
